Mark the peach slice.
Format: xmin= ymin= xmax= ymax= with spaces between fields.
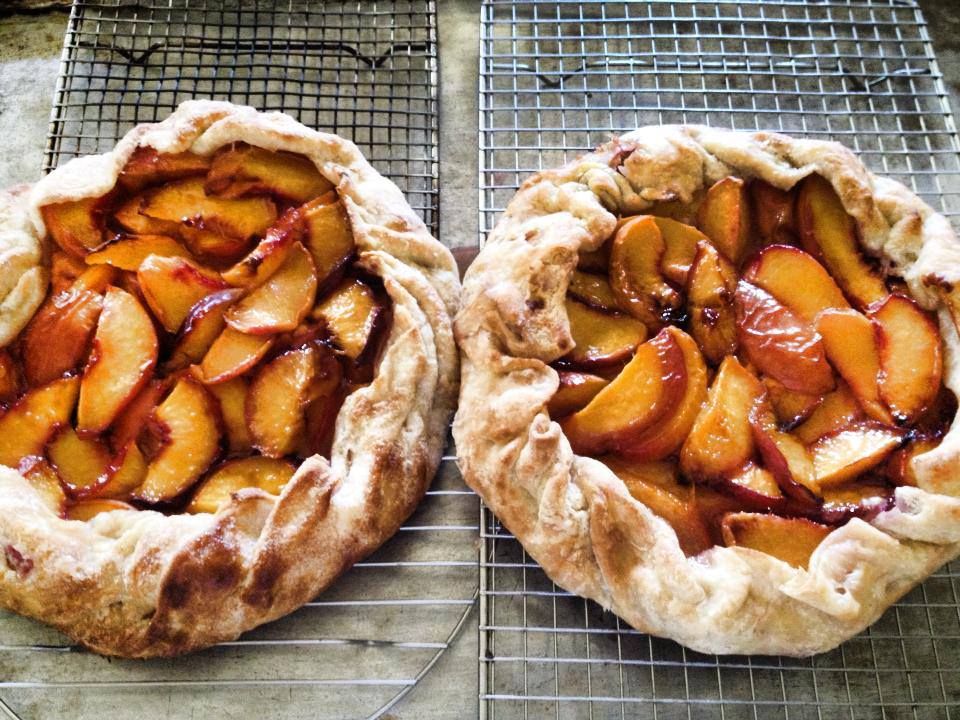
xmin=205 ymin=145 xmax=334 ymax=203
xmin=680 ymin=356 xmax=764 ymax=481
xmin=721 ymin=512 xmax=831 ymax=569
xmin=819 ymin=480 xmax=894 ymax=524
xmin=796 ymin=174 xmax=887 ymax=309
xmin=750 ymin=400 xmax=821 ymax=505
xmin=816 ymin=308 xmax=892 ymax=423
xmin=207 ymin=377 xmax=251 ymax=455
xmin=113 ymin=195 xmax=179 ymax=237
xmin=71 ymin=264 xmax=119 ymax=294
xmin=0 ymin=376 xmax=79 ymax=467
xmin=0 ymin=349 xmax=20 ymax=403
xmin=560 ymin=298 xmax=647 ymax=370
xmin=750 ymin=180 xmax=796 ymax=246
xmin=20 ymin=287 xmax=103 ymax=387
xmin=50 ymin=251 xmax=87 ymax=294
xmin=653 ymin=217 xmax=706 ymax=286
xmin=567 ymin=270 xmax=620 ymax=312
xmin=77 ymin=287 xmax=158 ymax=433
xmin=46 ymin=426 xmax=111 ymax=498
xmin=793 ymin=382 xmax=864 ymax=445
xmin=294 ymin=346 xmax=344 ymax=459
xmin=742 ymin=244 xmax=849 ymax=322
xmin=735 ymin=279 xmax=835 ymax=395
xmin=608 ymin=215 xmax=684 ymax=328
xmin=686 ymin=240 xmax=737 ymax=364
xmin=811 ymin=422 xmax=904 ymax=488
xmin=870 ymin=294 xmax=943 ymax=424
xmin=186 ymin=456 xmax=296 ymax=514
xmin=717 ymin=462 xmax=784 ymax=510
xmin=111 ymin=378 xmax=166 ymax=451
xmin=221 ymin=207 xmax=304 ymax=288
xmin=577 ymin=243 xmax=610 ymax=273
xmin=225 ymin=242 xmax=317 ymax=335
xmin=118 ymin=147 xmax=211 ymax=192
xmin=138 ymin=254 xmax=229 ymax=333
xmin=302 ymin=193 xmax=356 ymax=292
xmin=547 ymin=371 xmax=609 ymax=418
xmin=41 ymin=196 xmax=109 ymax=257
xmin=602 ymin=456 xmax=712 ymax=556
xmin=763 ymin=376 xmax=822 ymax=429
xmin=66 ymin=498 xmax=136 ymax=522
xmin=563 ymin=327 xmax=687 ymax=456
xmin=18 ymin=456 xmax=67 ymax=517
xmin=132 ymin=377 xmax=221 ymax=503
xmin=313 ymin=277 xmax=389 ymax=362
xmin=886 ymin=436 xmax=941 ymax=487
xmin=696 ymin=176 xmax=752 ymax=265
xmin=166 ymin=288 xmax=243 ymax=370
xmin=197 ymin=327 xmax=274 ymax=384
xmin=97 ymin=443 xmax=148 ymax=499
xmin=85 ymin=234 xmax=192 ymax=271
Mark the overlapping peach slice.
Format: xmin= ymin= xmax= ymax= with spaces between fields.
xmin=166 ymin=288 xmax=243 ymax=369
xmin=205 ymin=145 xmax=334 ymax=203
xmin=887 ymin=435 xmax=941 ymax=487
xmin=295 ymin=347 xmax=344 ymax=459
xmin=749 ymin=400 xmax=821 ymax=506
xmin=186 ymin=456 xmax=296 ymax=514
xmin=132 ymin=377 xmax=221 ymax=503
xmin=721 ymin=512 xmax=831 ymax=569
xmin=111 ymin=378 xmax=166 ymax=450
xmin=138 ymin=255 xmax=229 ymax=333
xmin=313 ymin=277 xmax=388 ymax=362
xmin=207 ymin=377 xmax=251 ymax=455
xmin=796 ymin=174 xmax=887 ymax=309
xmin=602 ymin=457 xmax=712 ymax=556
xmin=50 ymin=251 xmax=87 ymax=294
xmin=577 ymin=243 xmax=610 ymax=273
xmin=696 ymin=176 xmax=752 ymax=266
xmin=225 ymin=242 xmax=317 ymax=335
xmin=792 ymin=382 xmax=864 ymax=445
xmin=742 ymin=245 xmax=849 ymax=322
xmin=0 ymin=376 xmax=79 ymax=467
xmin=685 ymin=241 xmax=737 ymax=364
xmin=46 ymin=426 xmax=111 ymax=498
xmin=762 ymin=376 xmax=822 ymax=429
xmin=0 ymin=350 xmax=20 ymax=403
xmin=113 ymin=195 xmax=179 ymax=237
xmin=750 ymin=180 xmax=797 ymax=246
xmin=41 ymin=196 xmax=110 ymax=257
xmin=18 ymin=456 xmax=67 ymax=517
xmin=735 ymin=279 xmax=835 ymax=396
xmin=721 ymin=463 xmax=785 ymax=510
xmin=811 ymin=421 xmax=904 ymax=488
xmin=117 ymin=147 xmax=211 ymax=192
xmin=221 ymin=207 xmax=304 ymax=288
xmin=97 ymin=443 xmax=148 ymax=499
xmin=302 ymin=193 xmax=356 ymax=292
xmin=85 ymin=234 xmax=193 ymax=271
xmin=819 ymin=480 xmax=894 ymax=524
xmin=559 ymin=298 xmax=647 ymax=369
xmin=66 ymin=499 xmax=136 ymax=522
xmin=197 ymin=327 xmax=275 ymax=384
xmin=608 ymin=215 xmax=684 ymax=328
xmin=680 ymin=356 xmax=763 ymax=482
xmin=869 ymin=294 xmax=942 ymax=424
xmin=653 ymin=217 xmax=706 ymax=286
xmin=567 ymin=270 xmax=620 ymax=312
xmin=547 ymin=371 xmax=609 ymax=418
xmin=77 ymin=286 xmax=158 ymax=434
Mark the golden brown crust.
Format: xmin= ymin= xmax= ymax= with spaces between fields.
xmin=0 ymin=100 xmax=460 ymax=657
xmin=454 ymin=125 xmax=960 ymax=656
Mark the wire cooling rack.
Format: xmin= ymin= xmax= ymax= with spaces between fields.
xmin=479 ymin=1 xmax=960 ymax=718
xmin=0 ymin=3 xmax=480 ymax=720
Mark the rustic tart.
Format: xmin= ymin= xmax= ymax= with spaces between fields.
xmin=454 ymin=125 xmax=960 ymax=656
xmin=0 ymin=101 xmax=459 ymax=657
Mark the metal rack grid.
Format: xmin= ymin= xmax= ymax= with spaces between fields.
xmin=0 ymin=3 xmax=480 ymax=720
xmin=479 ymin=1 xmax=960 ymax=718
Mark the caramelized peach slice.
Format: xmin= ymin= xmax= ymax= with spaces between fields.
xmin=721 ymin=512 xmax=831 ymax=569
xmin=225 ymin=242 xmax=317 ymax=335
xmin=750 ymin=180 xmax=797 ymax=246
xmin=71 ymin=264 xmax=119 ymax=294
xmin=686 ymin=241 xmax=737 ymax=364
xmin=602 ymin=457 xmax=712 ymax=556
xmin=548 ymin=371 xmax=609 ymax=418
xmin=0 ymin=349 xmax=20 ymax=403
xmin=85 ymin=234 xmax=192 ymax=271
xmin=113 ymin=195 xmax=179 ymax=237
xmin=887 ymin=436 xmax=940 ymax=487
xmin=295 ymin=346 xmax=344 ymax=459
xmin=97 ymin=443 xmax=148 ymax=499
xmin=207 ymin=377 xmax=251 ymax=455
xmin=205 ymin=145 xmax=334 ymax=202
xmin=577 ymin=243 xmax=610 ymax=273
xmin=18 ymin=457 xmax=67 ymax=517
xmin=197 ymin=327 xmax=274 ymax=384
xmin=735 ymin=280 xmax=834 ymax=395
xmin=717 ymin=462 xmax=784 ymax=510
xmin=796 ymin=174 xmax=887 ymax=309
xmin=118 ymin=147 xmax=211 ymax=192
xmin=50 ymin=251 xmax=87 ymax=294
xmin=111 ymin=378 xmax=166 ymax=451
xmin=811 ymin=422 xmax=904 ymax=488
xmin=696 ymin=176 xmax=752 ymax=265
xmin=750 ymin=400 xmax=821 ymax=505
xmin=681 ymin=356 xmax=764 ymax=481
xmin=0 ymin=376 xmax=79 ymax=467
xmin=132 ymin=377 xmax=221 ymax=503
xmin=41 ymin=196 xmax=108 ymax=257
xmin=793 ymin=382 xmax=864 ymax=445
xmin=138 ymin=254 xmax=228 ymax=333
xmin=609 ymin=215 xmax=684 ymax=328
xmin=559 ymin=298 xmax=647 ymax=370
xmin=186 ymin=456 xmax=295 ymax=514
xmin=743 ymin=245 xmax=849 ymax=322
xmin=870 ymin=294 xmax=943 ymax=424
xmin=763 ymin=376 xmax=822 ymax=429
xmin=77 ymin=287 xmax=158 ymax=433
xmin=313 ymin=277 xmax=388 ymax=361
xmin=302 ymin=193 xmax=356 ymax=291
xmin=221 ymin=207 xmax=304 ymax=288
xmin=167 ymin=288 xmax=243 ymax=370
xmin=66 ymin=498 xmax=136 ymax=522
xmin=653 ymin=217 xmax=706 ymax=286
xmin=819 ymin=480 xmax=894 ymax=524
xmin=46 ymin=426 xmax=111 ymax=498
xmin=567 ymin=270 xmax=620 ymax=312
xmin=816 ymin=308 xmax=892 ymax=423
xmin=20 ymin=287 xmax=103 ymax=387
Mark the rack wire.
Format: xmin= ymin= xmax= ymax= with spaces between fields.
xmin=479 ymin=1 xmax=960 ymax=718
xmin=0 ymin=3 xmax=481 ymax=719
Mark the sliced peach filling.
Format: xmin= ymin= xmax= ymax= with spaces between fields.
xmin=550 ymin=173 xmax=950 ymax=569
xmin=1 ymin=143 xmax=388 ymax=520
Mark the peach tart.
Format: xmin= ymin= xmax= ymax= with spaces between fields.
xmin=0 ymin=101 xmax=459 ymax=657
xmin=455 ymin=126 xmax=960 ymax=656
